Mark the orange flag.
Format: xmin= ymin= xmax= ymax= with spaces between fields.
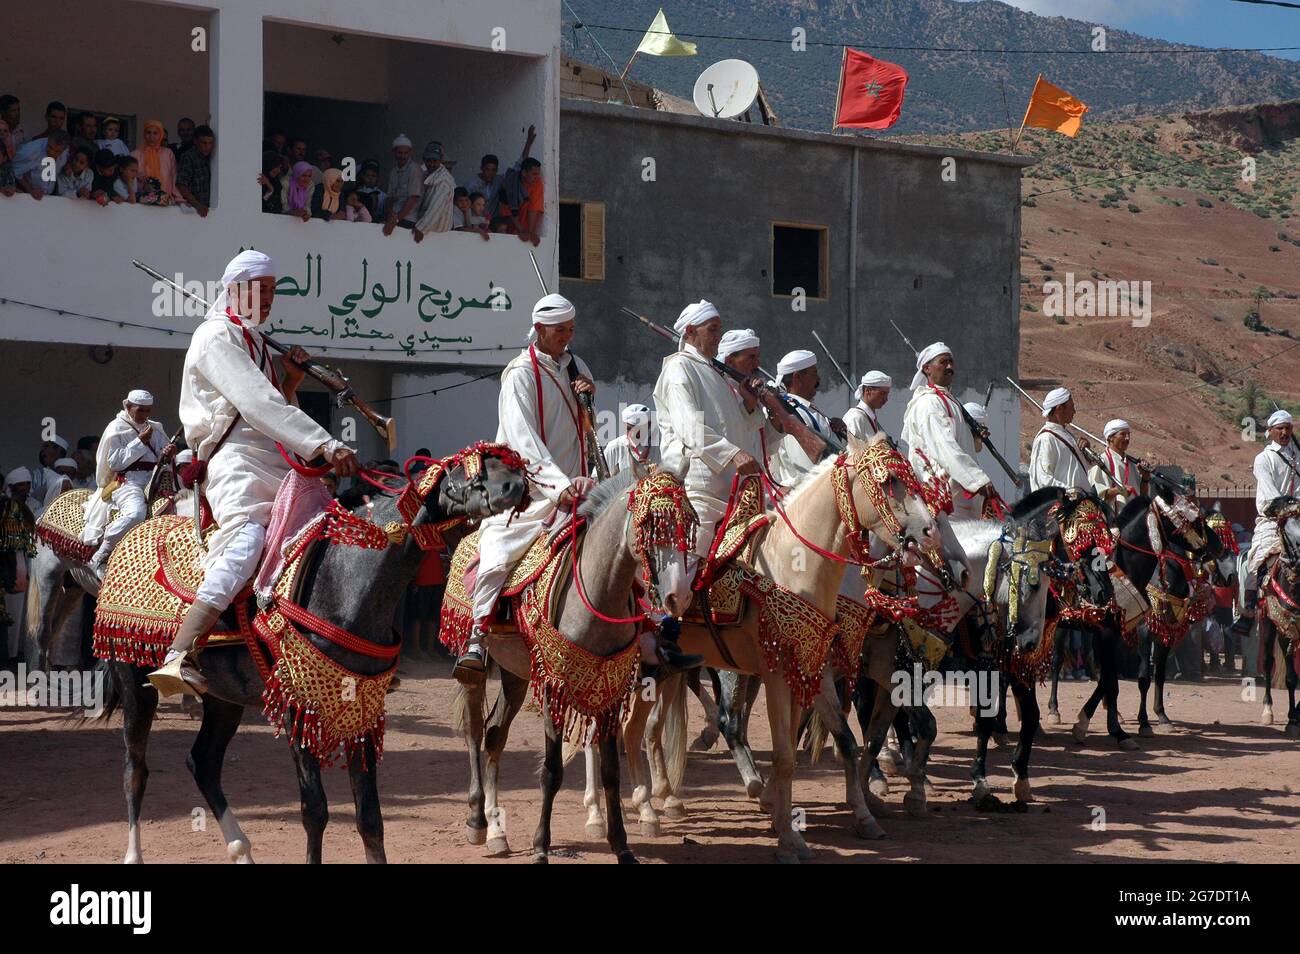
xmin=1020 ymin=74 xmax=1089 ymax=138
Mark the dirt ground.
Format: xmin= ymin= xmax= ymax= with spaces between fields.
xmin=1 ymin=656 xmax=1296 ymax=864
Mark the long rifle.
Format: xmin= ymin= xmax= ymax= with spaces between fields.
xmin=132 ymin=259 xmax=396 ymax=450
xmin=811 ymin=330 xmax=854 ymax=392
xmin=143 ymin=424 xmax=185 ymax=510
xmin=528 ymin=252 xmax=609 ymax=480
xmin=620 ymin=307 xmax=845 ymax=455
xmin=1004 ymin=376 xmax=1185 ymax=494
xmin=890 ymin=322 xmax=1021 ymax=487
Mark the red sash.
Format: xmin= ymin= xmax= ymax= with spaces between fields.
xmin=527 ymin=344 xmax=586 ymax=474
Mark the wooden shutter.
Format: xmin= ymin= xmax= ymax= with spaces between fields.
xmin=581 ymin=202 xmax=605 ymax=282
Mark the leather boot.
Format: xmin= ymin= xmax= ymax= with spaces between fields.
xmin=147 ymin=601 xmax=221 ymax=697
xmin=655 ymin=616 xmax=703 ymax=672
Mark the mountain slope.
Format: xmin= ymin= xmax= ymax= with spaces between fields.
xmin=563 ymin=0 xmax=1300 ymax=134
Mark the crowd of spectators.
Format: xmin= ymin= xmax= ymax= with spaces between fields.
xmin=259 ymin=124 xmax=546 ymax=245
xmin=0 ymin=92 xmax=545 ymax=245
xmin=0 ymin=96 xmax=215 ymax=214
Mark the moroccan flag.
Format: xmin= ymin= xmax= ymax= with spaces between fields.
xmin=634 ymin=8 xmax=697 ymax=57
xmin=833 ymin=47 xmax=909 ymax=130
xmin=1020 ymin=74 xmax=1089 ymax=137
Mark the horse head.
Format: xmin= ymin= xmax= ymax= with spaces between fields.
xmin=989 ymin=490 xmax=1078 ymax=657
xmin=624 ymin=470 xmax=698 ymax=620
xmin=847 ymin=434 xmax=940 ymax=559
xmin=424 ymin=442 xmax=529 ymax=523
xmin=1264 ymin=495 xmax=1300 ymax=571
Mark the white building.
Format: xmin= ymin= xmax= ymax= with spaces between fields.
xmin=0 ymin=0 xmax=559 ymax=469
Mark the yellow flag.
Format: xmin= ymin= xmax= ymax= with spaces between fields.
xmin=635 ymin=8 xmax=697 ymax=57
xmin=1020 ymin=74 xmax=1089 ymax=138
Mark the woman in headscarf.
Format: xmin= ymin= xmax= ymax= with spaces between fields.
xmin=130 ymin=119 xmax=178 ymax=205
xmin=285 ymin=160 xmax=315 ymax=220
xmin=259 ymin=150 xmax=286 ymax=214
xmin=309 ymin=166 xmax=343 ymax=221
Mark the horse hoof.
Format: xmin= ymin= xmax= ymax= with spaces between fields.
xmin=1285 ymin=722 xmax=1300 ymax=739
xmin=465 ymin=825 xmax=487 ymax=846
xmin=855 ymin=816 xmax=887 ymax=840
xmin=868 ymin=777 xmax=890 ymax=798
xmin=797 ymin=841 xmax=814 ymax=861
xmin=1034 ymin=725 xmax=1048 ymax=742
xmin=923 ymin=777 xmax=937 ymax=798
xmin=1261 ymin=706 xmax=1274 ymax=725
xmin=904 ymin=793 xmax=927 ymax=817
xmin=662 ymin=800 xmax=688 ymax=820
xmin=486 ymin=836 xmax=511 ymax=857
xmin=1071 ymin=717 xmax=1089 ymax=745
xmin=1138 ymin=724 xmax=1155 ymax=738
xmin=585 ymin=821 xmax=607 ymax=840
xmin=1048 ymin=710 xmax=1061 ymax=725
xmin=1118 ymin=737 xmax=1139 ymax=752
xmin=123 ymin=852 xmax=142 ymax=865
xmin=880 ymin=745 xmax=905 ymax=776
xmin=616 ymin=850 xmax=639 ymax=864
xmin=972 ymin=780 xmax=992 ymax=804
xmin=640 ymin=819 xmax=661 ymax=839
xmin=745 ymin=778 xmax=764 ymax=800
xmin=1013 ymin=778 xmax=1033 ymax=803
xmin=689 ymin=731 xmax=719 ymax=752
xmin=532 ymin=853 xmax=549 ymax=865
xmin=993 ymin=732 xmax=1011 ymax=748
xmin=227 ymin=840 xmax=253 ymax=864
xmin=1157 ymin=713 xmax=1172 ymax=726
xmin=774 ymin=850 xmax=801 ymax=865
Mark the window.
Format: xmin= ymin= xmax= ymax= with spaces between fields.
xmin=772 ymin=223 xmax=828 ymax=299
xmin=558 ymin=200 xmax=605 ymax=281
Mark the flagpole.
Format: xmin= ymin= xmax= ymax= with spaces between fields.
xmin=620 ymin=49 xmax=639 ymax=80
xmin=1000 ymin=77 xmax=1016 ymax=154
xmin=831 ymin=46 xmax=847 ymax=132
xmin=1014 ymin=74 xmax=1041 ymax=151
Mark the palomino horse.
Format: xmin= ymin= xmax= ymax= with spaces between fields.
xmin=1258 ymin=496 xmax=1300 ymax=737
xmin=450 ymin=468 xmax=696 ymax=863
xmin=95 ymin=444 xmax=528 ymax=863
xmin=623 ymin=437 xmax=937 ymax=863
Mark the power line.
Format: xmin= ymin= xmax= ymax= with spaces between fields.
xmin=572 ymin=20 xmax=1300 ymax=55
xmin=1231 ymin=0 xmax=1300 ymax=9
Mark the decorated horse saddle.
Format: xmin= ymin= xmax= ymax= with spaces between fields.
xmin=36 ymin=488 xmax=174 ymax=563
xmin=683 ymin=474 xmax=770 ymax=628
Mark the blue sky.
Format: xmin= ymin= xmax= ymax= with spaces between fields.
xmin=990 ymin=1 xmax=1300 ymax=60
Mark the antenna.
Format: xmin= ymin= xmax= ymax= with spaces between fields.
xmin=692 ymin=59 xmax=761 ymax=120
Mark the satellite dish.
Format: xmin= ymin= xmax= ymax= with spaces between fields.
xmin=693 ymin=59 xmax=760 ymax=120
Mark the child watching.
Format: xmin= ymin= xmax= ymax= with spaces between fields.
xmin=96 ymin=116 xmax=130 ymax=158
xmin=114 ymin=155 xmax=140 ymax=203
xmin=90 ymin=149 xmax=119 ymax=205
xmin=341 ymin=184 xmax=373 ymax=223
xmin=57 ymin=145 xmax=93 ymax=199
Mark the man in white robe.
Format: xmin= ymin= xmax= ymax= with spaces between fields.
xmin=37 ymin=457 xmax=80 ymax=519
xmin=1028 ymin=387 xmax=1093 ymax=493
xmin=843 ymin=370 xmax=892 ymax=443
xmin=1088 ymin=418 xmax=1146 ymax=513
xmin=83 ymin=390 xmax=175 ymax=576
xmin=456 ymin=294 xmax=597 ymax=680
xmin=901 ymin=342 xmax=991 ymax=519
xmin=148 ymin=251 xmax=357 ymax=697
xmin=769 ymin=350 xmax=836 ymax=486
xmin=603 ymin=404 xmax=659 ymax=479
xmin=1246 ymin=409 xmax=1300 ymax=579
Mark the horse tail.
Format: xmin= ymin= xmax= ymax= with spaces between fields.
xmin=806 ymin=708 xmax=829 ymax=765
xmin=662 ymin=674 xmax=688 ymax=795
xmin=23 ymin=556 xmax=44 ymax=650
xmin=68 ymin=659 xmax=120 ymax=725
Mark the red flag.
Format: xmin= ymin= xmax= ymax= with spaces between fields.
xmin=833 ymin=48 xmax=909 ymax=130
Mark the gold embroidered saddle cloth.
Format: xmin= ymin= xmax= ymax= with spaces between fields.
xmin=439 ymin=522 xmax=581 ymax=653
xmin=684 ymin=474 xmax=771 ymax=628
xmin=92 ymin=514 xmax=315 ymax=666
xmin=35 ymin=488 xmax=173 ymax=563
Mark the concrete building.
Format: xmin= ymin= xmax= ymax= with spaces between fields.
xmin=556 ymin=98 xmax=1032 ymax=495
xmin=0 ymin=0 xmax=560 ymax=470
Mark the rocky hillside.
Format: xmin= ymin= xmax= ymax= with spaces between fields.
xmin=901 ymin=102 xmax=1300 ymax=487
xmin=563 ymin=0 xmax=1300 ymax=135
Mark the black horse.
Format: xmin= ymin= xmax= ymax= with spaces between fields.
xmin=96 ymin=446 xmax=527 ymax=863
xmin=1259 ymin=496 xmax=1300 ymax=737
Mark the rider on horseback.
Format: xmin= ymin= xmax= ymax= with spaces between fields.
xmin=1245 ymin=410 xmax=1299 ymax=610
xmin=148 ymin=250 xmax=359 ymax=698
xmin=83 ymin=390 xmax=176 ymax=579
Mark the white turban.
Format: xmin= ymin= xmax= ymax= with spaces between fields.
xmin=174 ymin=448 xmax=194 ymax=465
xmin=1267 ymin=409 xmax=1293 ymax=428
xmin=528 ymin=293 xmax=576 ymax=342
xmin=673 ymin=300 xmax=719 ymax=347
xmin=1042 ymin=387 xmax=1072 ymax=417
xmin=51 ymin=435 xmax=68 ymax=451
xmin=1103 ymin=419 xmax=1131 ymax=439
xmin=392 ymin=134 xmax=412 ymax=149
xmin=777 ymin=350 xmax=817 ymax=378
xmin=718 ymin=328 xmax=759 ymax=360
xmin=53 ymin=457 xmax=77 ymax=471
xmin=909 ymin=342 xmax=952 ymax=390
xmin=860 ymin=370 xmax=892 ymax=389
xmin=622 ymin=404 xmax=651 ymax=427
xmin=963 ymin=402 xmax=988 ymax=426
xmin=206 ymin=250 xmax=276 ymax=325
xmin=5 ymin=466 xmax=32 ymax=486
xmin=124 ymin=389 xmax=154 ymax=408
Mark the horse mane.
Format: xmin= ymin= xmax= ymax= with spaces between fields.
xmin=777 ymin=456 xmax=837 ymax=511
xmin=1009 ymin=487 xmax=1064 ymax=522
xmin=578 ymin=469 xmax=637 ymax=523
xmin=1116 ymin=494 xmax=1151 ymax=531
